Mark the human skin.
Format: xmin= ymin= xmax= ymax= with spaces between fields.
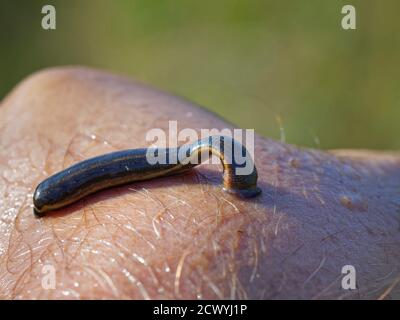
xmin=0 ymin=67 xmax=399 ymax=299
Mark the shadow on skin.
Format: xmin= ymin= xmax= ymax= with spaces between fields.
xmin=35 ymin=165 xmax=317 ymax=220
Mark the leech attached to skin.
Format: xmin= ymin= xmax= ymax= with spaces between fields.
xmin=33 ymin=135 xmax=261 ymax=216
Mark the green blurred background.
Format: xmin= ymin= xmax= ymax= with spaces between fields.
xmin=1 ymin=0 xmax=399 ymax=149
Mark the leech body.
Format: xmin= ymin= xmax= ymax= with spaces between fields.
xmin=33 ymin=136 xmax=261 ymax=216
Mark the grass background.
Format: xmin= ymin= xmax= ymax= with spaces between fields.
xmin=1 ymin=0 xmax=399 ymax=149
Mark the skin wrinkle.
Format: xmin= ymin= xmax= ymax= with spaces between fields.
xmin=377 ymin=274 xmax=400 ymax=300
xmin=61 ymin=133 xmax=88 ymax=168
xmin=0 ymin=67 xmax=399 ymax=299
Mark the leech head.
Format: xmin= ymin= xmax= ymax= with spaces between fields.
xmin=33 ymin=176 xmax=73 ymax=216
xmin=33 ymin=180 xmax=54 ymax=216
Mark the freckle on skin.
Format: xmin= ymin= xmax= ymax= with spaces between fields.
xmin=289 ymin=158 xmax=300 ymax=168
xmin=340 ymin=196 xmax=352 ymax=209
xmin=340 ymin=195 xmax=368 ymax=212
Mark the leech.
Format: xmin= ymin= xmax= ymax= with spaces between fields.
xmin=33 ymin=135 xmax=261 ymax=216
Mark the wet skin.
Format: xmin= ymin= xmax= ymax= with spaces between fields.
xmin=0 ymin=67 xmax=399 ymax=299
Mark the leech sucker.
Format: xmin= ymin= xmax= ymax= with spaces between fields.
xmin=33 ymin=135 xmax=261 ymax=216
